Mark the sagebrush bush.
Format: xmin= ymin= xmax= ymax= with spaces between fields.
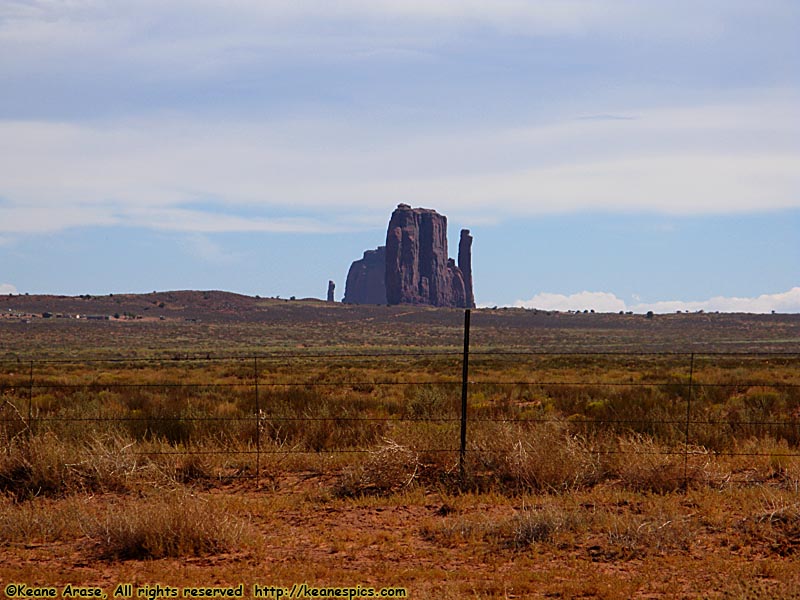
xmin=403 ymin=385 xmax=459 ymax=420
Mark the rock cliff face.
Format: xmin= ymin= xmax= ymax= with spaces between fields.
xmin=385 ymin=204 xmax=474 ymax=308
xmin=458 ymin=229 xmax=475 ymax=309
xmin=343 ymin=204 xmax=474 ymax=308
xmin=342 ymin=247 xmax=387 ymax=305
xmin=327 ymin=280 xmax=335 ymax=303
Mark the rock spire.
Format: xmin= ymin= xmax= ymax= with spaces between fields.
xmin=343 ymin=204 xmax=474 ymax=308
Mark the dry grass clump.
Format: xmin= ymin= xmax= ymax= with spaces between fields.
xmin=0 ymin=432 xmax=140 ymax=498
xmin=468 ymin=421 xmax=604 ymax=493
xmin=0 ymin=431 xmax=227 ymax=500
xmin=608 ymin=435 xmax=709 ymax=493
xmin=142 ymin=443 xmax=220 ymax=486
xmin=337 ymin=421 xmax=463 ymax=491
xmin=257 ymin=389 xmax=389 ymax=451
xmin=602 ymin=509 xmax=697 ymax=559
xmin=76 ymin=433 xmax=161 ymax=491
xmin=422 ymin=494 xmax=700 ymax=561
xmin=393 ymin=422 xmax=462 ymax=480
xmin=487 ymin=506 xmax=588 ymax=549
xmin=85 ymin=491 xmax=253 ymax=559
xmin=350 ymin=424 xmax=732 ymax=496
xmin=421 ymin=503 xmax=587 ymax=551
xmin=0 ymin=433 xmax=73 ymax=498
xmin=402 ymin=384 xmax=459 ymax=420
xmin=0 ymin=494 xmax=87 ymax=542
xmin=334 ymin=439 xmax=420 ymax=497
xmin=713 ymin=438 xmax=800 ymax=489
xmin=737 ymin=494 xmax=800 ymax=556
xmin=419 ymin=513 xmax=483 ymax=548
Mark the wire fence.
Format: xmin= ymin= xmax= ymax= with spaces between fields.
xmin=2 ymin=311 xmax=800 ymax=491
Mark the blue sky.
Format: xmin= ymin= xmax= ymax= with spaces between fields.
xmin=1 ymin=1 xmax=798 ymax=312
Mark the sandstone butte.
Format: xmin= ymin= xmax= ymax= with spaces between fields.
xmin=343 ymin=204 xmax=475 ymax=309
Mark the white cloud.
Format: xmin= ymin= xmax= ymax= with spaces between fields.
xmin=179 ymin=234 xmax=243 ymax=265
xmin=0 ymin=2 xmax=793 ymax=113
xmin=514 ymin=291 xmax=626 ymax=312
xmin=631 ymin=288 xmax=800 ymax=314
xmin=0 ymin=283 xmax=18 ymax=295
xmin=0 ymin=0 xmax=757 ymax=47
xmin=122 ymin=207 xmax=342 ymax=234
xmin=0 ymin=204 xmax=120 ymax=234
xmin=0 ymin=92 xmax=797 ymax=234
xmin=0 ymin=1 xmax=797 ymax=235
xmin=1 ymin=1 xmax=794 ymax=94
xmin=513 ymin=287 xmax=800 ymax=314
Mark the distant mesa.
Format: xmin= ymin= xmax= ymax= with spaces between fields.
xmin=343 ymin=204 xmax=475 ymax=308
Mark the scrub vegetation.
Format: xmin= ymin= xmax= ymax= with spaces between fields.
xmin=1 ymin=298 xmax=799 ymax=597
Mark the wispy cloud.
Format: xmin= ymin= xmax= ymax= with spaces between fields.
xmin=0 ymin=0 xmax=795 ymax=306
xmin=575 ymin=114 xmax=637 ymax=121
xmin=0 ymin=1 xmax=759 ymax=48
xmin=514 ymin=287 xmax=800 ymax=314
xmin=1 ymin=92 xmax=797 ymax=235
xmin=123 ymin=207 xmax=342 ymax=234
xmin=0 ymin=283 xmax=18 ymax=295
xmin=179 ymin=234 xmax=243 ymax=265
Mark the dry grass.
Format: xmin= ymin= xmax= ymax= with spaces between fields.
xmin=0 ymin=431 xmax=233 ymax=499
xmin=0 ymin=432 xmax=143 ymax=498
xmin=466 ymin=421 xmax=604 ymax=493
xmin=0 ymin=495 xmax=88 ymax=542
xmin=485 ymin=505 xmax=589 ymax=549
xmin=84 ymin=491 xmax=255 ymax=560
xmin=0 ymin=490 xmax=256 ymax=560
xmin=2 ymin=333 xmax=800 ymax=596
xmin=602 ymin=508 xmax=697 ymax=559
xmin=334 ymin=439 xmax=420 ymax=497
xmin=420 ymin=494 xmax=699 ymax=559
xmin=609 ymin=435 xmax=708 ymax=493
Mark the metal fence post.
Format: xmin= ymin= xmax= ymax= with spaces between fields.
xmin=254 ymin=356 xmax=261 ymax=489
xmin=683 ymin=352 xmax=695 ymax=491
xmin=27 ymin=360 xmax=34 ymax=436
xmin=459 ymin=309 xmax=471 ymax=482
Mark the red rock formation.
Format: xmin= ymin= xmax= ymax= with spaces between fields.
xmin=327 ymin=280 xmax=335 ymax=302
xmin=458 ymin=229 xmax=475 ymax=309
xmin=385 ymin=204 xmax=471 ymax=308
xmin=343 ymin=205 xmax=475 ymax=308
xmin=343 ymin=246 xmax=387 ymax=305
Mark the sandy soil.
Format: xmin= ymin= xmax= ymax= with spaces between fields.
xmin=2 ymin=476 xmax=800 ymax=599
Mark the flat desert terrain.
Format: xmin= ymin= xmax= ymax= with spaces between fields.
xmin=1 ymin=293 xmax=799 ymax=598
